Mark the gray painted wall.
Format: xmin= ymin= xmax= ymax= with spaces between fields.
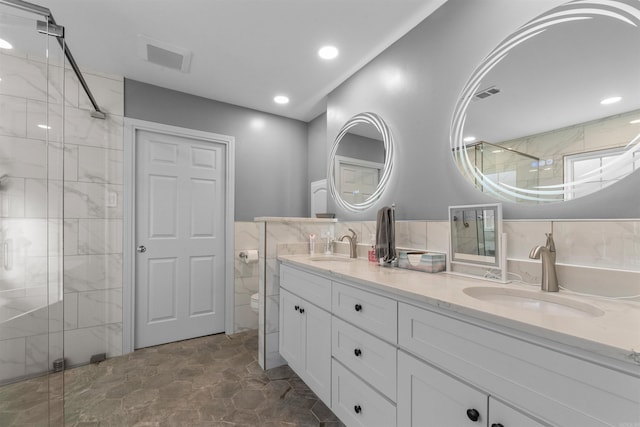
xmin=125 ymin=79 xmax=309 ymax=221
xmin=307 ymin=113 xmax=327 ymax=184
xmin=325 ymin=0 xmax=640 ymax=220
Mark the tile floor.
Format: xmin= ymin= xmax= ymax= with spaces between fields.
xmin=0 ymin=330 xmax=345 ymax=426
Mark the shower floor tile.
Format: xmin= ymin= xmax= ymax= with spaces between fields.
xmin=0 ymin=330 xmax=344 ymax=426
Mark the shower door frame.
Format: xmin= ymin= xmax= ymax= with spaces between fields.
xmin=122 ymin=118 xmax=236 ymax=354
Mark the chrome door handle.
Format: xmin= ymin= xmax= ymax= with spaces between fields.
xmin=137 ymin=245 xmax=147 ymax=253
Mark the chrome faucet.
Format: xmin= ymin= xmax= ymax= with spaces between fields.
xmin=339 ymin=228 xmax=358 ymax=258
xmin=529 ymin=233 xmax=559 ymax=292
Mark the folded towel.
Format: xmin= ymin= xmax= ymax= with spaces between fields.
xmin=375 ymin=206 xmax=396 ymax=263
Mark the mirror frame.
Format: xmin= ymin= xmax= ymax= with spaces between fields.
xmin=450 ymin=0 xmax=640 ymax=203
xmin=328 ymin=112 xmax=395 ymax=212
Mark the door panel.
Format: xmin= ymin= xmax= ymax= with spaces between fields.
xmin=135 ymin=130 xmax=226 ymax=348
xmin=147 ymin=258 xmax=178 ymax=323
xmin=189 ymin=255 xmax=216 ymax=316
xmin=190 ymin=178 xmax=216 ymax=237
xmin=149 ymin=175 xmax=178 ymax=238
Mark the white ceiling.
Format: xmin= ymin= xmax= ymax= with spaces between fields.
xmin=35 ymin=0 xmax=447 ymax=122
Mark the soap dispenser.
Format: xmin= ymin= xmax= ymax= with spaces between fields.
xmin=368 ymin=234 xmax=377 ymax=263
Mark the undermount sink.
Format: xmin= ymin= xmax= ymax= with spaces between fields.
xmin=463 ymin=287 xmax=605 ymax=318
xmin=309 ymin=256 xmax=354 ymax=262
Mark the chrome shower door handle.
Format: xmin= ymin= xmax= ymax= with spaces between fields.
xmin=137 ymin=245 xmax=147 ymax=253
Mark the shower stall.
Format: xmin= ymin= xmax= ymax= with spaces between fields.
xmin=0 ymin=1 xmax=107 ymax=424
xmin=459 ymin=141 xmax=544 ymax=203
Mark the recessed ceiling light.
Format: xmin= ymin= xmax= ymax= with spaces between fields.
xmin=630 ymin=119 xmax=640 ymax=124
xmin=274 ymin=95 xmax=289 ymax=105
xmin=318 ymin=46 xmax=339 ymax=60
xmin=463 ymin=136 xmax=476 ymax=142
xmin=600 ymin=96 xmax=622 ymax=105
xmin=491 ymin=149 xmax=503 ymax=154
xmin=37 ymin=124 xmax=51 ymax=130
xmin=0 ymin=38 xmax=12 ymax=50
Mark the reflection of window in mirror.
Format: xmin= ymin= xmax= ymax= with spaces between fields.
xmin=564 ymin=147 xmax=640 ymax=200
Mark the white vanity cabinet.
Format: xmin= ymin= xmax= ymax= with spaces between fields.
xmin=279 ymin=266 xmax=332 ymax=405
xmin=278 ymin=260 xmax=640 ymax=427
xmin=398 ymin=301 xmax=639 ymax=426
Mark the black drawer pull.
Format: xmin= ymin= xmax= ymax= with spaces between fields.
xmin=299 ymin=307 xmax=305 ymax=314
xmin=491 ymin=424 xmax=504 ymax=427
xmin=354 ymin=405 xmax=362 ymax=414
xmin=294 ymin=305 xmax=299 ymax=311
xmin=354 ymin=304 xmax=362 ymax=312
xmin=354 ymin=348 xmax=362 ymax=357
xmin=466 ymin=408 xmax=480 ymax=422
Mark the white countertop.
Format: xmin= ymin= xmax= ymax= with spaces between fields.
xmin=278 ymin=254 xmax=640 ymax=370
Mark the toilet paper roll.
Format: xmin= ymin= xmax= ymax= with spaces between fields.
xmin=240 ymin=250 xmax=259 ymax=264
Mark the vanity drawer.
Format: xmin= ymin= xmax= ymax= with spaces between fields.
xmin=280 ymin=264 xmax=331 ymax=311
xmin=398 ymin=302 xmax=640 ymax=427
xmin=332 ymin=316 xmax=397 ymax=401
xmin=332 ymin=281 xmax=397 ymax=343
xmin=332 ymin=359 xmax=396 ymax=427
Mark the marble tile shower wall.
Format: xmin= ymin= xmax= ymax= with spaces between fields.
xmin=0 ymin=49 xmax=124 ymax=374
xmin=234 ymin=222 xmax=260 ymax=333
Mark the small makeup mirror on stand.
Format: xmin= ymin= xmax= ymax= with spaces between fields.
xmin=448 ymin=203 xmax=508 ymax=283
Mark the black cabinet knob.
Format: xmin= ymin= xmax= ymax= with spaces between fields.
xmin=299 ymin=307 xmax=305 ymax=314
xmin=466 ymin=409 xmax=480 ymax=422
xmin=354 ymin=348 xmax=362 ymax=357
xmin=294 ymin=305 xmax=299 ymax=311
xmin=491 ymin=424 xmax=504 ymax=427
xmin=354 ymin=405 xmax=362 ymax=414
xmin=354 ymin=304 xmax=362 ymax=312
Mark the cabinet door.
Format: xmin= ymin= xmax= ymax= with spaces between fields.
xmin=398 ymin=350 xmax=487 ymax=427
xmin=279 ymin=289 xmax=302 ymax=370
xmin=301 ymin=301 xmax=331 ymax=405
xmin=489 ymin=398 xmax=546 ymax=427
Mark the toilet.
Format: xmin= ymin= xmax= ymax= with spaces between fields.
xmin=250 ymin=293 xmax=259 ymax=313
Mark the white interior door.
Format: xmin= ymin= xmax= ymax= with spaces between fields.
xmin=134 ymin=130 xmax=226 ymax=349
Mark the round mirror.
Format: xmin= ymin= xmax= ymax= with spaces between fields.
xmin=328 ymin=112 xmax=394 ymax=212
xmin=451 ymin=0 xmax=640 ymax=203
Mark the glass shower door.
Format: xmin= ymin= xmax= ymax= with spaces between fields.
xmin=0 ymin=6 xmax=65 ymax=426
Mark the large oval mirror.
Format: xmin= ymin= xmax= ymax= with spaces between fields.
xmin=328 ymin=112 xmax=394 ymax=212
xmin=451 ymin=0 xmax=640 ymax=204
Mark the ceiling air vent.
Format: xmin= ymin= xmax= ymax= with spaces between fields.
xmin=137 ymin=35 xmax=192 ymax=73
xmin=473 ymin=86 xmax=501 ymax=101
